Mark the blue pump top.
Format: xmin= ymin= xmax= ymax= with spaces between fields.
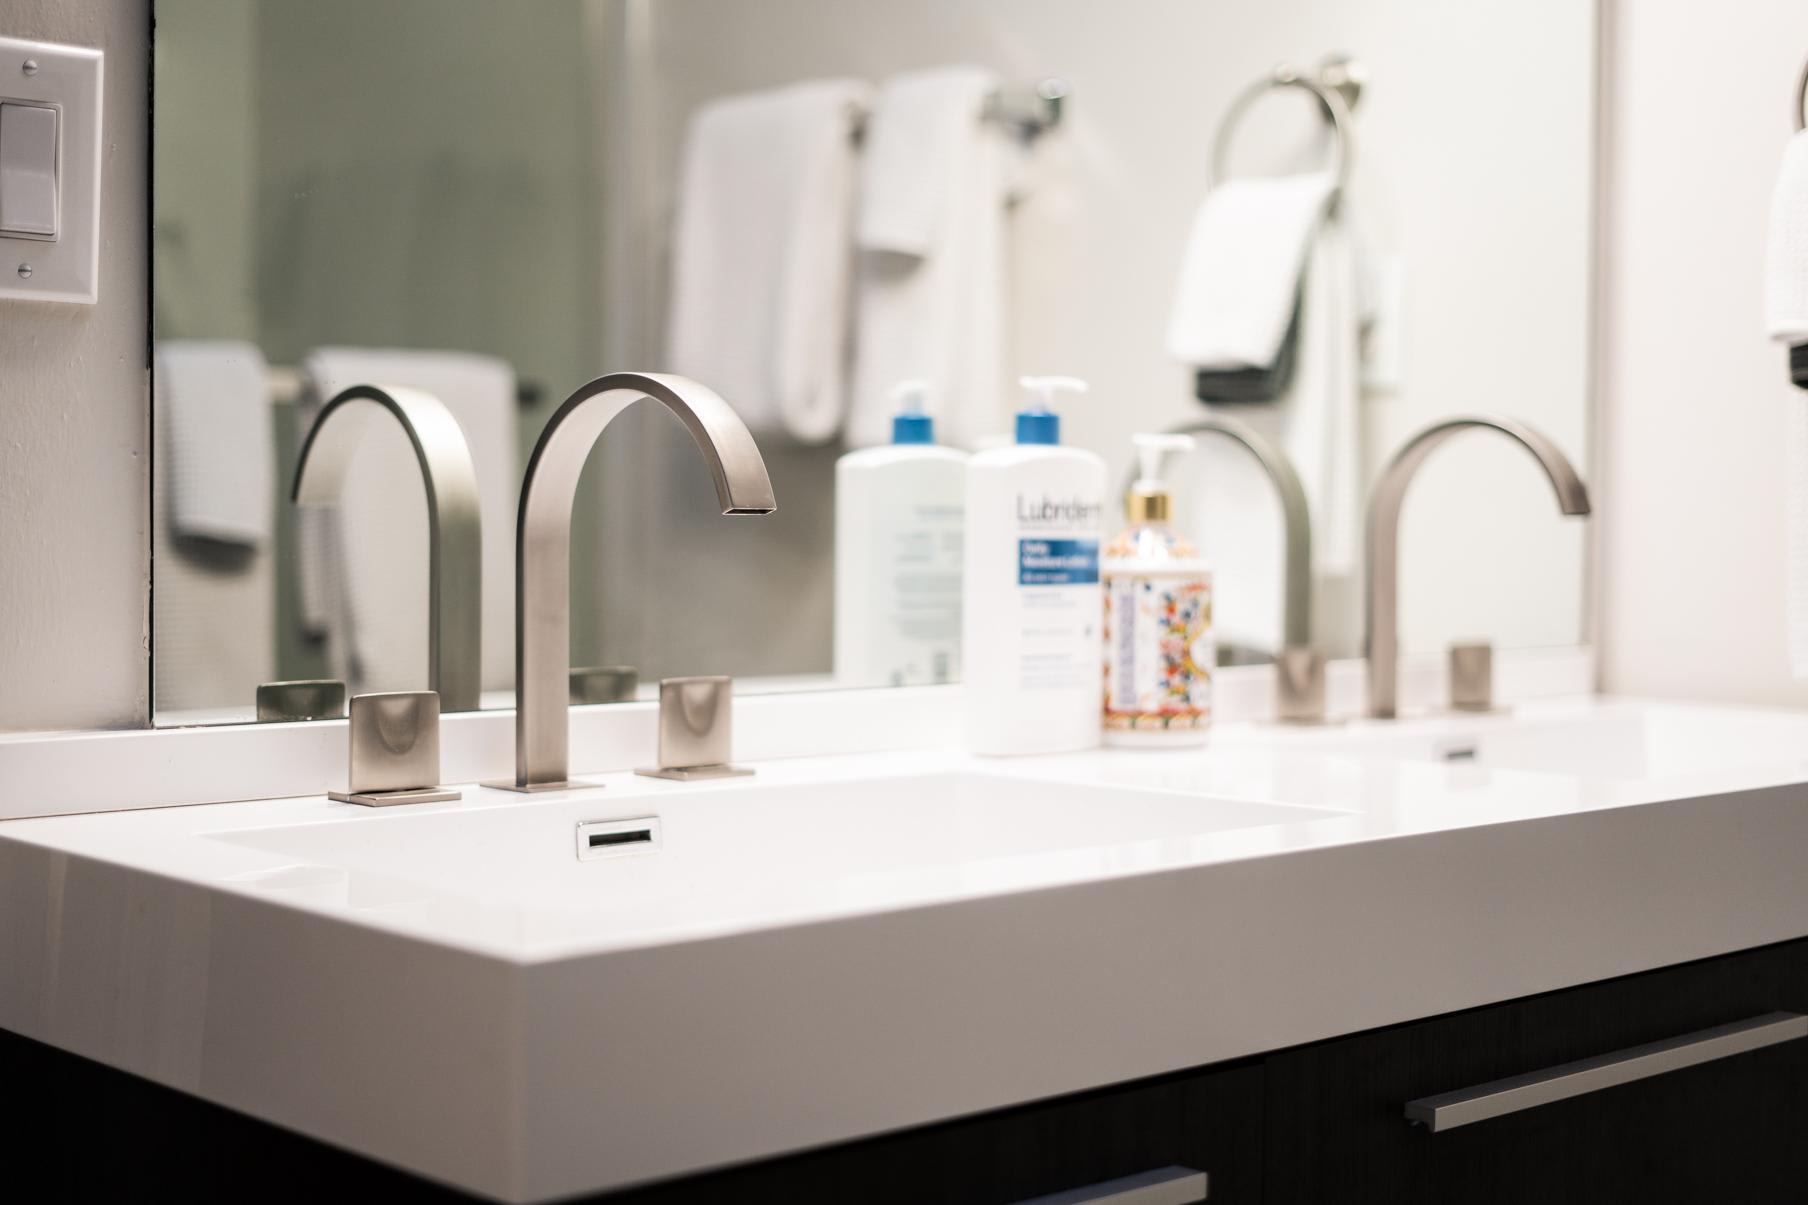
xmin=889 ymin=380 xmax=935 ymax=444
xmin=1015 ymin=376 xmax=1089 ymax=445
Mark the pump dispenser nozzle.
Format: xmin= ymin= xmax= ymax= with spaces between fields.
xmin=1126 ymin=432 xmax=1194 ymax=523
xmin=888 ymin=379 xmax=934 ymax=445
xmin=1015 ymin=375 xmax=1089 ymax=445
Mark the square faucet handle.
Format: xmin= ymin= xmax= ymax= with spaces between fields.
xmin=329 ymin=690 xmax=461 ymax=807
xmin=636 ymin=676 xmax=754 ymax=782
xmin=1274 ymin=646 xmax=1327 ymax=724
xmin=1449 ymin=642 xmax=1495 ymax=713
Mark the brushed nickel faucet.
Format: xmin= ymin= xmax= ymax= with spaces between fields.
xmin=1139 ymin=414 xmax=1319 ymax=719
xmin=293 ymin=384 xmax=484 ymax=713
xmin=1364 ymin=416 xmax=1590 ymax=719
xmin=488 ymin=372 xmax=776 ymax=792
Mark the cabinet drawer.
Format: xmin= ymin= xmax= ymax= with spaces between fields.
xmin=1263 ymin=939 xmax=1808 ymax=1205
xmin=606 ymin=1059 xmax=1263 ymax=1205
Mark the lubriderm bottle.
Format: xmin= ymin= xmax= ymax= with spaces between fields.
xmin=962 ymin=376 xmax=1106 ymax=755
xmin=1102 ymin=433 xmax=1214 ymax=746
xmin=833 ymin=381 xmax=968 ymax=687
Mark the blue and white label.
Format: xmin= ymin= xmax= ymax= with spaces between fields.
xmin=1018 ymin=538 xmax=1099 ymax=586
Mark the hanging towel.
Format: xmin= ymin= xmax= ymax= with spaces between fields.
xmin=297 ymin=348 xmax=519 ymax=694
xmin=1165 ymin=172 xmax=1337 ymax=373
xmin=156 ymin=340 xmax=274 ymax=548
xmin=1181 ymin=204 xmax=1363 ymax=656
xmin=1766 ymin=129 xmax=1808 ymax=345
xmin=848 ymin=66 xmax=1010 ymax=450
xmin=666 ymin=79 xmax=871 ymax=445
xmin=1765 ymin=128 xmax=1808 ymax=675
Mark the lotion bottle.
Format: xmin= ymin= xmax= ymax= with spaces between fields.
xmin=834 ymin=381 xmax=968 ymax=687
xmin=962 ymin=376 xmax=1106 ymax=755
xmin=1102 ymin=433 xmax=1214 ymax=746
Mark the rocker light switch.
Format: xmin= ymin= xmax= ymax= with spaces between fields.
xmin=0 ymin=102 xmax=59 ymax=239
xmin=0 ymin=35 xmax=103 ymax=304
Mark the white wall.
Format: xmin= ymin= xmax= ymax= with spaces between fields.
xmin=0 ymin=0 xmax=149 ymax=731
xmin=1597 ymin=0 xmax=1808 ymax=705
xmin=641 ymin=0 xmax=1595 ymax=660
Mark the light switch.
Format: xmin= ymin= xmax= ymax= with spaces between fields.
xmin=0 ymin=102 xmax=58 ymax=240
xmin=0 ymin=35 xmax=102 ymax=304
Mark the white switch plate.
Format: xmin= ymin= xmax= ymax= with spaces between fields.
xmin=0 ymin=36 xmax=102 ymax=304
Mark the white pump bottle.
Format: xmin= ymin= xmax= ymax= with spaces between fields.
xmin=961 ymin=376 xmax=1107 ymax=755
xmin=1102 ymin=433 xmax=1214 ymax=745
xmin=834 ymin=380 xmax=969 ymax=687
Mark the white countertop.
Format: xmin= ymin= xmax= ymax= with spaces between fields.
xmin=3 ymin=695 xmax=1806 ymax=1201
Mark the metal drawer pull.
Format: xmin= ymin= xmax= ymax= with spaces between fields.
xmin=1405 ymin=1010 xmax=1808 ymax=1133
xmin=1015 ymin=1165 xmax=1208 ymax=1204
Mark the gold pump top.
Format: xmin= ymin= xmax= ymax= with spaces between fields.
xmin=1125 ymin=487 xmax=1171 ymax=524
xmin=1123 ymin=432 xmax=1193 ymax=526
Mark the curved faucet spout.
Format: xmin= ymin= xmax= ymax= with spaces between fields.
xmin=505 ymin=372 xmax=776 ymax=791
xmin=1365 ymin=415 xmax=1591 ymax=719
xmin=1157 ymin=415 xmax=1314 ymax=651
xmin=292 ymin=384 xmax=484 ymax=713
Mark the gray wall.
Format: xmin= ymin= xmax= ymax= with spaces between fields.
xmin=0 ymin=0 xmax=149 ymax=731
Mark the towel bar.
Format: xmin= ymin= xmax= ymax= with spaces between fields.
xmin=1211 ymin=54 xmax=1362 ymax=193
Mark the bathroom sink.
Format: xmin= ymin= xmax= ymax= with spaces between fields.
xmin=202 ymin=771 xmax=1343 ymax=949
xmin=1311 ymin=699 xmax=1808 ymax=784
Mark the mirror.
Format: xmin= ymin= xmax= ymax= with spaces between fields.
xmin=151 ymin=0 xmax=1595 ymax=724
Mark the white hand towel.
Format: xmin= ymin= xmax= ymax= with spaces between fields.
xmin=666 ymin=79 xmax=871 ymax=445
xmin=1766 ymin=130 xmax=1808 ymax=342
xmin=1165 ymin=172 xmax=1337 ymax=369
xmin=848 ymin=66 xmax=1010 ymax=450
xmin=156 ymin=340 xmax=274 ymax=548
xmin=1766 ymin=129 xmax=1808 ymax=676
xmin=1184 ymin=211 xmax=1362 ymax=655
xmin=297 ymin=348 xmax=519 ymax=694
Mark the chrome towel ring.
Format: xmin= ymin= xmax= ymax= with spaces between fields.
xmin=1210 ymin=54 xmax=1362 ymax=192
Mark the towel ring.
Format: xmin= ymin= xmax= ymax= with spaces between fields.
xmin=1210 ymin=63 xmax=1355 ymax=192
xmin=1796 ymin=55 xmax=1807 ymax=132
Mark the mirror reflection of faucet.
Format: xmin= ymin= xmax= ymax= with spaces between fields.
xmin=291 ymin=384 xmax=485 ymax=714
xmin=1120 ymin=414 xmax=1324 ymax=724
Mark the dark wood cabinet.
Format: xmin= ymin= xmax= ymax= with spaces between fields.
xmin=5 ymin=939 xmax=1805 ymax=1204
xmin=1262 ymin=940 xmax=1808 ymax=1205
xmin=604 ymin=1059 xmax=1262 ymax=1205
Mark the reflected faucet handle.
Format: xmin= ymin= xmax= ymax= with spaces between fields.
xmin=256 ymin=679 xmax=346 ymax=723
xmin=329 ymin=691 xmax=462 ymax=807
xmin=635 ymin=676 xmax=754 ymax=782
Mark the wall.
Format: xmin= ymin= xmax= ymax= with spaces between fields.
xmin=0 ymin=0 xmax=149 ymax=731
xmin=1597 ymin=0 xmax=1808 ymax=705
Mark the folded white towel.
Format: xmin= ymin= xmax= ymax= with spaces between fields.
xmin=666 ymin=79 xmax=871 ymax=445
xmin=156 ymin=340 xmax=274 ymax=548
xmin=1165 ymin=172 xmax=1337 ymax=369
xmin=1185 ymin=210 xmax=1363 ymax=655
xmin=848 ymin=66 xmax=1010 ymax=450
xmin=1766 ymin=129 xmax=1808 ymax=343
xmin=297 ymin=348 xmax=519 ymax=694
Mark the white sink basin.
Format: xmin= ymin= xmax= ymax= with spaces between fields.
xmin=1305 ymin=699 xmax=1808 ymax=784
xmin=204 ymin=771 xmax=1342 ymax=949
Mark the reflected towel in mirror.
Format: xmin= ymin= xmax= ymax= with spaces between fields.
xmin=848 ymin=66 xmax=1012 ymax=450
xmin=666 ymin=78 xmax=871 ymax=445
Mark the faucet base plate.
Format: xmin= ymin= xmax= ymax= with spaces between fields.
xmin=633 ymin=764 xmax=755 ymax=782
xmin=479 ymin=779 xmax=601 ymax=794
xmin=330 ymin=787 xmax=462 ymax=808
